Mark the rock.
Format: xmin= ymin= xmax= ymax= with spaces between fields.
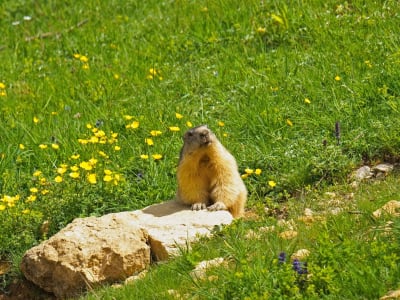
xmin=20 ymin=200 xmax=233 ymax=298
xmin=304 ymin=208 xmax=313 ymax=216
xmin=372 ymin=200 xmax=400 ymax=218
xmin=373 ymin=163 xmax=394 ymax=174
xmin=134 ymin=200 xmax=233 ymax=260
xmin=373 ymin=163 xmax=394 ymax=178
xmin=190 ymin=257 xmax=226 ymax=280
xmin=352 ymin=166 xmax=373 ymax=182
xmin=21 ymin=213 xmax=150 ymax=299
xmin=380 ymin=289 xmax=400 ymax=300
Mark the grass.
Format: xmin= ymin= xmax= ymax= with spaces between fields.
xmin=82 ymin=175 xmax=400 ymax=299
xmin=0 ymin=0 xmax=399 ymax=298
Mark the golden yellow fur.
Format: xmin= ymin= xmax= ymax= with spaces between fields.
xmin=176 ymin=125 xmax=247 ymax=218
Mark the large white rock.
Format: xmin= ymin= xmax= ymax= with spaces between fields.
xmin=20 ymin=200 xmax=233 ymax=298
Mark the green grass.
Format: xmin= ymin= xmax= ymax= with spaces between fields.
xmin=0 ymin=0 xmax=399 ymax=298
xmin=82 ymin=174 xmax=400 ymax=300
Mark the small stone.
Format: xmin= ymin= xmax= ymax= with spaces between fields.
xmin=380 ymin=289 xmax=400 ymax=300
xmin=304 ymin=208 xmax=313 ymax=216
xmin=352 ymin=166 xmax=373 ymax=181
xmin=372 ymin=200 xmax=400 ymax=218
xmin=373 ymin=163 xmax=394 ymax=174
xmin=190 ymin=257 xmax=226 ymax=280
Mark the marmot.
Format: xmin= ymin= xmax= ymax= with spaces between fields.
xmin=176 ymin=125 xmax=247 ymax=218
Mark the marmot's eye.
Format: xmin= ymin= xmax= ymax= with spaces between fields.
xmin=187 ymin=132 xmax=193 ymax=137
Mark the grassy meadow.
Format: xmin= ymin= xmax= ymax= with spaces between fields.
xmin=0 ymin=0 xmax=399 ymax=298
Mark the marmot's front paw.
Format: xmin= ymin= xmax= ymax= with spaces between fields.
xmin=191 ymin=203 xmax=207 ymax=210
xmin=207 ymin=201 xmax=227 ymax=211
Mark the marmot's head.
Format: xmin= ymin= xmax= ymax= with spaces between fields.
xmin=183 ymin=125 xmax=215 ymax=150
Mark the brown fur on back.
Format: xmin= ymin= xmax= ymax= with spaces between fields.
xmin=176 ymin=125 xmax=247 ymax=218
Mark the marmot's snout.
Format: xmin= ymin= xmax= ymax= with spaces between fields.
xmin=184 ymin=126 xmax=212 ymax=147
xmin=199 ymin=130 xmax=211 ymax=146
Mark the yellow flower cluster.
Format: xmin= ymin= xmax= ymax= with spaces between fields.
xmin=0 ymin=82 xmax=6 ymax=97
xmin=146 ymin=68 xmax=163 ymax=80
xmin=73 ymin=53 xmax=89 ymax=70
xmin=0 ymin=195 xmax=20 ymax=210
xmin=54 ymin=158 xmax=122 ymax=186
xmin=241 ymin=168 xmax=262 ymax=179
xmin=78 ymin=125 xmax=118 ymax=145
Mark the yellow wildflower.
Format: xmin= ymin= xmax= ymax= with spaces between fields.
xmin=257 ymin=27 xmax=267 ymax=34
xmin=335 ymin=75 xmax=341 ymax=81
xmin=0 ymin=82 xmax=6 ymax=89
xmin=218 ymin=121 xmax=225 ymax=127
xmin=33 ymin=170 xmax=42 ymax=177
xmin=89 ymin=158 xmax=98 ymax=165
xmin=152 ymin=154 xmax=163 ymax=160
xmin=104 ymin=169 xmax=113 ymax=175
xmin=245 ymin=168 xmax=254 ymax=175
xmin=41 ymin=189 xmax=49 ymax=195
xmin=82 ymin=64 xmax=89 ymax=70
xmin=57 ymin=167 xmax=67 ymax=174
xmin=51 ymin=143 xmax=59 ymax=150
xmin=145 ymin=138 xmax=154 ymax=146
xmin=70 ymin=165 xmax=79 ymax=172
xmin=33 ymin=116 xmax=39 ymax=124
xmin=80 ymin=55 xmax=89 ymax=63
xmin=175 ymin=112 xmax=183 ymax=119
xmin=149 ymin=68 xmax=157 ymax=76
xmin=19 ymin=144 xmax=25 ymax=150
xmin=150 ymin=130 xmax=162 ymax=136
xmin=268 ymin=180 xmax=277 ymax=188
xmin=29 ymin=187 xmax=38 ymax=193
xmin=123 ymin=115 xmax=133 ymax=120
xmin=22 ymin=209 xmax=30 ymax=214
xmin=26 ymin=195 xmax=37 ymax=203
xmin=0 ymin=204 xmax=5 ymax=211
xmin=78 ymin=139 xmax=89 ymax=144
xmin=87 ymin=173 xmax=97 ymax=184
xmin=73 ymin=53 xmax=81 ymax=59
xmin=79 ymin=161 xmax=93 ymax=171
xmin=89 ymin=136 xmax=99 ymax=143
xmin=39 ymin=144 xmax=48 ymax=149
xmin=94 ymin=130 xmax=106 ymax=137
xmin=55 ymin=176 xmax=63 ymax=183
xmin=241 ymin=174 xmax=249 ymax=179
xmin=140 ymin=154 xmax=149 ymax=159
xmin=126 ymin=121 xmax=140 ymax=129
xmin=114 ymin=146 xmax=121 ymax=151
xmin=286 ymin=119 xmax=293 ymax=126
xmin=255 ymin=169 xmax=262 ymax=175
xmin=71 ymin=154 xmax=80 ymax=160
xmin=98 ymin=151 xmax=109 ymax=158
xmin=69 ymin=172 xmax=80 ymax=179
xmin=103 ymin=175 xmax=113 ymax=182
xmin=304 ymin=98 xmax=311 ymax=104
xmin=169 ymin=126 xmax=180 ymax=132
xmin=186 ymin=121 xmax=193 ymax=128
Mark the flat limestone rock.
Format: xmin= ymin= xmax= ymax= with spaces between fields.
xmin=20 ymin=200 xmax=233 ymax=298
xmin=136 ymin=200 xmax=233 ymax=260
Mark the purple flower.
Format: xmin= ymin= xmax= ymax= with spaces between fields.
xmin=278 ymin=252 xmax=286 ymax=264
xmin=292 ymin=258 xmax=308 ymax=275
